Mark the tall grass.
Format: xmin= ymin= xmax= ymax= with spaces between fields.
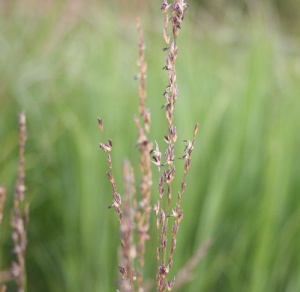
xmin=0 ymin=2 xmax=300 ymax=291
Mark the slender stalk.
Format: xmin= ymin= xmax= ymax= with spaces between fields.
xmin=134 ymin=18 xmax=153 ymax=291
xmin=153 ymin=1 xmax=193 ymax=291
xmin=11 ymin=111 xmax=29 ymax=292
xmin=0 ymin=186 xmax=8 ymax=292
xmin=0 ymin=186 xmax=6 ymax=228
xmin=119 ymin=159 xmax=137 ymax=291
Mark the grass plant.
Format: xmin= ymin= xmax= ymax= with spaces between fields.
xmin=0 ymin=1 xmax=300 ymax=291
xmin=98 ymin=2 xmax=209 ymax=290
xmin=0 ymin=112 xmax=28 ymax=292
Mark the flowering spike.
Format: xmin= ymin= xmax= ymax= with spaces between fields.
xmin=98 ymin=118 xmax=103 ymax=133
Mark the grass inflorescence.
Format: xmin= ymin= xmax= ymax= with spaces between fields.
xmin=98 ymin=1 xmax=208 ymax=291
xmin=0 ymin=112 xmax=29 ymax=292
xmin=1 ymin=1 xmax=300 ymax=292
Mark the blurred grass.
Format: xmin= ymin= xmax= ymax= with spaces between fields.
xmin=0 ymin=1 xmax=300 ymax=291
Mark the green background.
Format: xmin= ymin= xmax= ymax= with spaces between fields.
xmin=1 ymin=1 xmax=300 ymax=291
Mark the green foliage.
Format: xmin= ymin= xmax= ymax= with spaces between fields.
xmin=1 ymin=3 xmax=300 ymax=291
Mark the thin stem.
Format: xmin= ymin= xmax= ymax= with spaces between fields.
xmin=11 ymin=111 xmax=28 ymax=292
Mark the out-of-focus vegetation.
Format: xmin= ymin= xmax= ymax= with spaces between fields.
xmin=192 ymin=0 xmax=300 ymax=35
xmin=0 ymin=1 xmax=300 ymax=291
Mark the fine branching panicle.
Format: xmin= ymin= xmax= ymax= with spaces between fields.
xmin=134 ymin=17 xmax=153 ymax=290
xmin=0 ymin=112 xmax=29 ymax=292
xmin=155 ymin=1 xmax=198 ymax=291
xmin=11 ymin=111 xmax=29 ymax=292
xmin=98 ymin=118 xmax=123 ymax=223
xmin=98 ymin=1 xmax=209 ymax=291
